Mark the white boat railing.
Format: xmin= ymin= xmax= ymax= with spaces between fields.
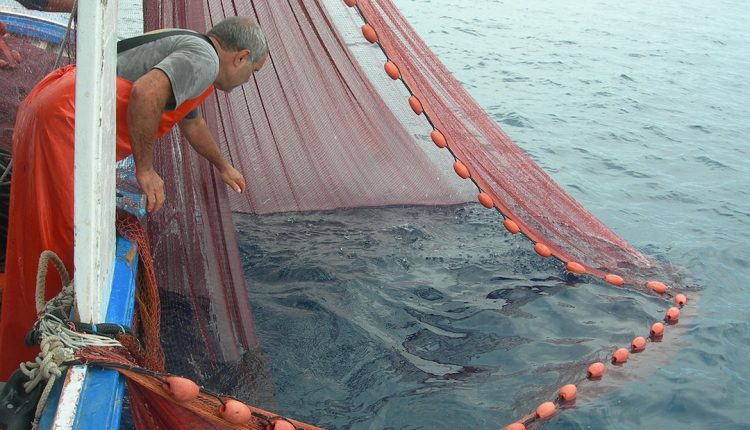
xmin=39 ymin=1 xmax=127 ymax=429
xmin=74 ymin=0 xmax=118 ymax=325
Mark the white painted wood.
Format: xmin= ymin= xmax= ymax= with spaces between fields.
xmin=50 ymin=366 xmax=87 ymax=430
xmin=73 ymin=0 xmax=119 ymax=324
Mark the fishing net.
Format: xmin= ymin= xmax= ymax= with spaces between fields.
xmin=0 ymin=10 xmax=73 ymax=151
xmin=0 ymin=0 xmax=691 ymax=427
xmin=141 ymin=0 xmax=688 ymax=426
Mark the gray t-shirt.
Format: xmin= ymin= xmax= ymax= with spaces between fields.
xmin=117 ymin=30 xmax=219 ymax=116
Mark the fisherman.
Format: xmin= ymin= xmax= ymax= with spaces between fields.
xmin=0 ymin=17 xmax=269 ymax=380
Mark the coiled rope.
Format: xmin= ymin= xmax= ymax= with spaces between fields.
xmin=19 ymin=250 xmax=122 ymax=429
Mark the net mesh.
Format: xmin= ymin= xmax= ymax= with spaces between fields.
xmin=0 ymin=0 xmax=689 ymax=426
xmin=143 ymin=0 xmax=679 ymax=310
xmin=138 ymin=0 xmax=685 ymax=412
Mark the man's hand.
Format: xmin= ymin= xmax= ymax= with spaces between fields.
xmin=136 ymin=168 xmax=166 ymax=212
xmin=0 ymin=22 xmax=22 ymax=69
xmin=179 ymin=116 xmax=246 ymax=194
xmin=219 ymin=164 xmax=246 ymax=193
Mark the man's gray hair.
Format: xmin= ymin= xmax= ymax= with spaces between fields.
xmin=208 ymin=17 xmax=268 ymax=63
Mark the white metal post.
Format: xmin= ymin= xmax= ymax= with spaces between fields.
xmin=74 ymin=0 xmax=118 ymax=324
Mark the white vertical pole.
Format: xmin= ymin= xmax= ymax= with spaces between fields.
xmin=74 ymin=0 xmax=118 ymax=323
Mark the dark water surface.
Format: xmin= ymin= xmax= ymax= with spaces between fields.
xmin=238 ymin=0 xmax=749 ymax=428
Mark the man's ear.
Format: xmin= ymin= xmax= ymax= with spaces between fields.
xmin=237 ymin=49 xmax=251 ymax=65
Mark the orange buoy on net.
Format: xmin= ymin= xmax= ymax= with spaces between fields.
xmin=361 ymin=24 xmax=378 ymax=43
xmin=408 ymin=95 xmax=424 ymax=115
xmin=566 ymin=261 xmax=586 ymax=275
xmin=675 ymin=293 xmax=687 ymax=306
xmin=272 ymin=419 xmax=296 ymax=430
xmin=502 ymin=423 xmax=526 ymax=430
xmin=646 ymin=280 xmax=667 ymax=294
xmin=384 ymin=61 xmax=401 ymax=80
xmin=612 ymin=347 xmax=629 ymax=364
xmin=535 ymin=401 xmax=556 ymax=419
xmin=219 ymin=399 xmax=252 ymax=424
xmin=559 ymin=384 xmax=577 ymax=401
xmin=344 ymin=0 xmax=356 ymax=6
xmin=534 ymin=243 xmax=552 ymax=258
xmin=631 ymin=336 xmax=647 ymax=352
xmin=587 ymin=362 xmax=605 ymax=379
xmin=605 ymin=273 xmax=624 ymax=286
xmin=164 ymin=376 xmax=200 ymax=402
xmin=665 ymin=306 xmax=680 ymax=323
xmin=478 ymin=192 xmax=494 ymax=208
xmin=650 ymin=322 xmax=665 ymax=338
xmin=503 ymin=219 xmax=520 ymax=234
xmin=431 ymin=129 xmax=447 ymax=148
xmin=453 ymin=161 xmax=470 ymax=179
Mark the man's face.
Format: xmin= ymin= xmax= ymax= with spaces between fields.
xmin=222 ymin=51 xmax=267 ymax=92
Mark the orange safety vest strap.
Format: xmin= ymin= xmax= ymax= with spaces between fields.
xmin=114 ymin=79 xmax=215 ymax=159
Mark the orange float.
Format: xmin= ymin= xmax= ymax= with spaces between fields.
xmin=566 ymin=261 xmax=586 ymax=274
xmin=478 ymin=192 xmax=493 ymax=208
xmin=535 ymin=402 xmax=556 ymax=419
xmin=219 ymin=399 xmax=252 ymax=424
xmin=604 ymin=274 xmax=624 ymax=286
xmin=503 ymin=219 xmax=520 ymax=234
xmin=559 ymin=384 xmax=577 ymax=401
xmin=587 ymin=362 xmax=605 ymax=378
xmin=361 ymin=24 xmax=378 ymax=43
xmin=384 ymin=61 xmax=400 ymax=80
xmin=533 ymin=243 xmax=551 ymax=258
xmin=408 ymin=95 xmax=423 ymax=115
xmin=273 ymin=420 xmax=296 ymax=430
xmin=631 ymin=336 xmax=646 ymax=352
xmin=344 ymin=0 xmax=356 ymax=6
xmin=502 ymin=423 xmax=526 ymax=430
xmin=674 ymin=293 xmax=687 ymax=306
xmin=453 ymin=161 xmax=470 ymax=179
xmin=430 ymin=129 xmax=447 ymax=148
xmin=646 ymin=281 xmax=667 ymax=294
xmin=665 ymin=307 xmax=680 ymax=322
xmin=650 ymin=322 xmax=665 ymax=337
xmin=164 ymin=376 xmax=200 ymax=402
xmin=612 ymin=347 xmax=629 ymax=364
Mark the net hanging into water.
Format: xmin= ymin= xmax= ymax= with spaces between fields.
xmin=141 ymin=0 xmax=682 ymax=376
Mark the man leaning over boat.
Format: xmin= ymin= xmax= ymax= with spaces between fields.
xmin=0 ymin=16 xmax=269 ymax=382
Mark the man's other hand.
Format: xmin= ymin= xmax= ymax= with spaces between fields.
xmin=219 ymin=164 xmax=246 ymax=193
xmin=136 ymin=168 xmax=165 ymax=212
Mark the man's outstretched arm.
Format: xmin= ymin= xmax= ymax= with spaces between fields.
xmin=178 ymin=115 xmax=246 ymax=193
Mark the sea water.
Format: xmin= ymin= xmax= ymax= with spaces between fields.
xmin=238 ymin=0 xmax=750 ymax=429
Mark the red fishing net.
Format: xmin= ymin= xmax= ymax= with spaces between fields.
xmin=139 ymin=0 xmax=686 ymax=398
xmin=138 ymin=1 xmax=685 ymax=418
xmin=0 ymin=0 xmax=688 ymax=427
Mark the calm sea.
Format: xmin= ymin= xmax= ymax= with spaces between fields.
xmin=239 ymin=0 xmax=750 ymax=429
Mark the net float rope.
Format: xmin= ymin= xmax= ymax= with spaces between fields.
xmin=72 ymin=349 xmax=320 ymax=430
xmin=342 ymin=1 xmax=693 ymax=428
xmin=344 ymin=0 xmax=684 ymax=301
